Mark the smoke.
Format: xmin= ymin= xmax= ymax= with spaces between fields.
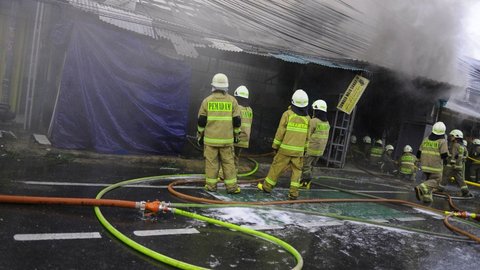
xmin=347 ymin=0 xmax=472 ymax=87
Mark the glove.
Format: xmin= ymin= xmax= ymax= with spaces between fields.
xmin=197 ymin=133 xmax=204 ymax=147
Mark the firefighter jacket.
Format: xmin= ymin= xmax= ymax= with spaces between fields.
xmin=399 ymin=152 xmax=417 ymax=175
xmin=306 ymin=118 xmax=330 ymax=156
xmin=234 ymin=105 xmax=253 ymax=148
xmin=447 ymin=141 xmax=466 ymax=170
xmin=363 ymin=143 xmax=372 ymax=159
xmin=272 ymin=108 xmax=310 ymax=157
xmin=197 ymin=92 xmax=241 ymax=147
xmin=419 ymin=137 xmax=448 ymax=174
xmin=369 ymin=145 xmax=384 ymax=163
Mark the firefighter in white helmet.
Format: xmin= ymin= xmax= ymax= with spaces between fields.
xmin=368 ymin=139 xmax=384 ymax=169
xmin=197 ymin=73 xmax=241 ymax=194
xmin=258 ymin=89 xmax=310 ymax=200
xmin=398 ymin=145 xmax=418 ymax=181
xmin=347 ymin=134 xmax=363 ymax=162
xmin=233 ymin=85 xmax=253 ymax=169
xmin=300 ymin=99 xmax=330 ymax=189
xmin=438 ymin=129 xmax=472 ymax=197
xmin=414 ymin=121 xmax=449 ymax=203
xmin=362 ymin=135 xmax=372 ymax=164
xmin=381 ymin=144 xmax=397 ymax=175
xmin=466 ymin=138 xmax=480 ymax=182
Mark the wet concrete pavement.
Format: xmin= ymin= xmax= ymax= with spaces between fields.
xmin=1 ymin=157 xmax=479 ymax=269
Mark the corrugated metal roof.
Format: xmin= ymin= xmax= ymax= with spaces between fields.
xmin=204 ymin=38 xmax=243 ymax=52
xmin=66 ymin=0 xmax=370 ymax=72
xmin=156 ymin=28 xmax=199 ymax=57
xmin=270 ymin=54 xmax=309 ymax=65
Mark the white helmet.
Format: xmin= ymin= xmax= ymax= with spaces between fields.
xmin=234 ymin=85 xmax=249 ymax=99
xmin=473 ymin=138 xmax=480 ymax=145
xmin=385 ymin=144 xmax=394 ymax=151
xmin=432 ymin=121 xmax=446 ymax=135
xmin=403 ymin=145 xmax=413 ymax=153
xmin=351 ymin=135 xmax=357 ymax=144
xmin=363 ymin=136 xmax=371 ymax=144
xmin=375 ymin=139 xmax=383 ymax=145
xmin=463 ymin=140 xmax=468 ymax=147
xmin=211 ymin=73 xmax=228 ymax=91
xmin=312 ymin=99 xmax=327 ymax=112
xmin=291 ymin=89 xmax=309 ymax=108
xmin=449 ymin=129 xmax=463 ymax=139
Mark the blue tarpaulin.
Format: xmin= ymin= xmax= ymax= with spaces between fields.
xmin=50 ymin=17 xmax=191 ymax=155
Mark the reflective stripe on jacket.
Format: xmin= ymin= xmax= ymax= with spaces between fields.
xmin=198 ymin=92 xmax=240 ymax=147
xmin=446 ymin=142 xmax=465 ymax=170
xmin=420 ymin=137 xmax=448 ymax=173
xmin=234 ymin=105 xmax=253 ymax=148
xmin=399 ymin=153 xmax=417 ymax=174
xmin=306 ymin=118 xmax=330 ymax=156
xmin=272 ymin=108 xmax=309 ymax=157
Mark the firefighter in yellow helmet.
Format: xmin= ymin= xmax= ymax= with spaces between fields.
xmin=258 ymin=89 xmax=310 ymax=200
xmin=438 ymin=129 xmax=472 ymax=197
xmin=300 ymin=99 xmax=330 ymax=189
xmin=398 ymin=145 xmax=418 ymax=181
xmin=197 ymin=73 xmax=241 ymax=194
xmin=414 ymin=121 xmax=449 ymax=203
xmin=233 ymin=85 xmax=253 ymax=169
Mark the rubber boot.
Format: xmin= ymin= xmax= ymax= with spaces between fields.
xmin=414 ymin=183 xmax=428 ymax=202
xmin=257 ymin=182 xmax=270 ymax=193
xmin=227 ymin=187 xmax=241 ymax=194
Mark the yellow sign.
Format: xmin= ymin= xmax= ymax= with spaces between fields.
xmin=337 ymin=75 xmax=369 ymax=114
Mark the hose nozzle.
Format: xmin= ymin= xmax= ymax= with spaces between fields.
xmin=445 ymin=211 xmax=480 ymax=221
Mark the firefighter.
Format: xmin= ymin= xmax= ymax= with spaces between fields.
xmin=438 ymin=129 xmax=472 ymax=197
xmin=197 ymin=73 xmax=241 ymax=194
xmin=466 ymin=138 xmax=480 ymax=182
xmin=258 ymin=89 xmax=310 ymax=200
xmin=398 ymin=145 xmax=418 ymax=181
xmin=233 ymin=85 xmax=253 ymax=169
xmin=381 ymin=144 xmax=397 ymax=175
xmin=348 ymin=135 xmax=365 ymax=162
xmin=369 ymin=139 xmax=384 ymax=169
xmin=300 ymin=99 xmax=330 ymax=189
xmin=362 ymin=136 xmax=372 ymax=164
xmin=414 ymin=121 xmax=449 ymax=203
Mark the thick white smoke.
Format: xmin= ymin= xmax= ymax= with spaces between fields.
xmin=347 ymin=0 xmax=472 ymax=86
